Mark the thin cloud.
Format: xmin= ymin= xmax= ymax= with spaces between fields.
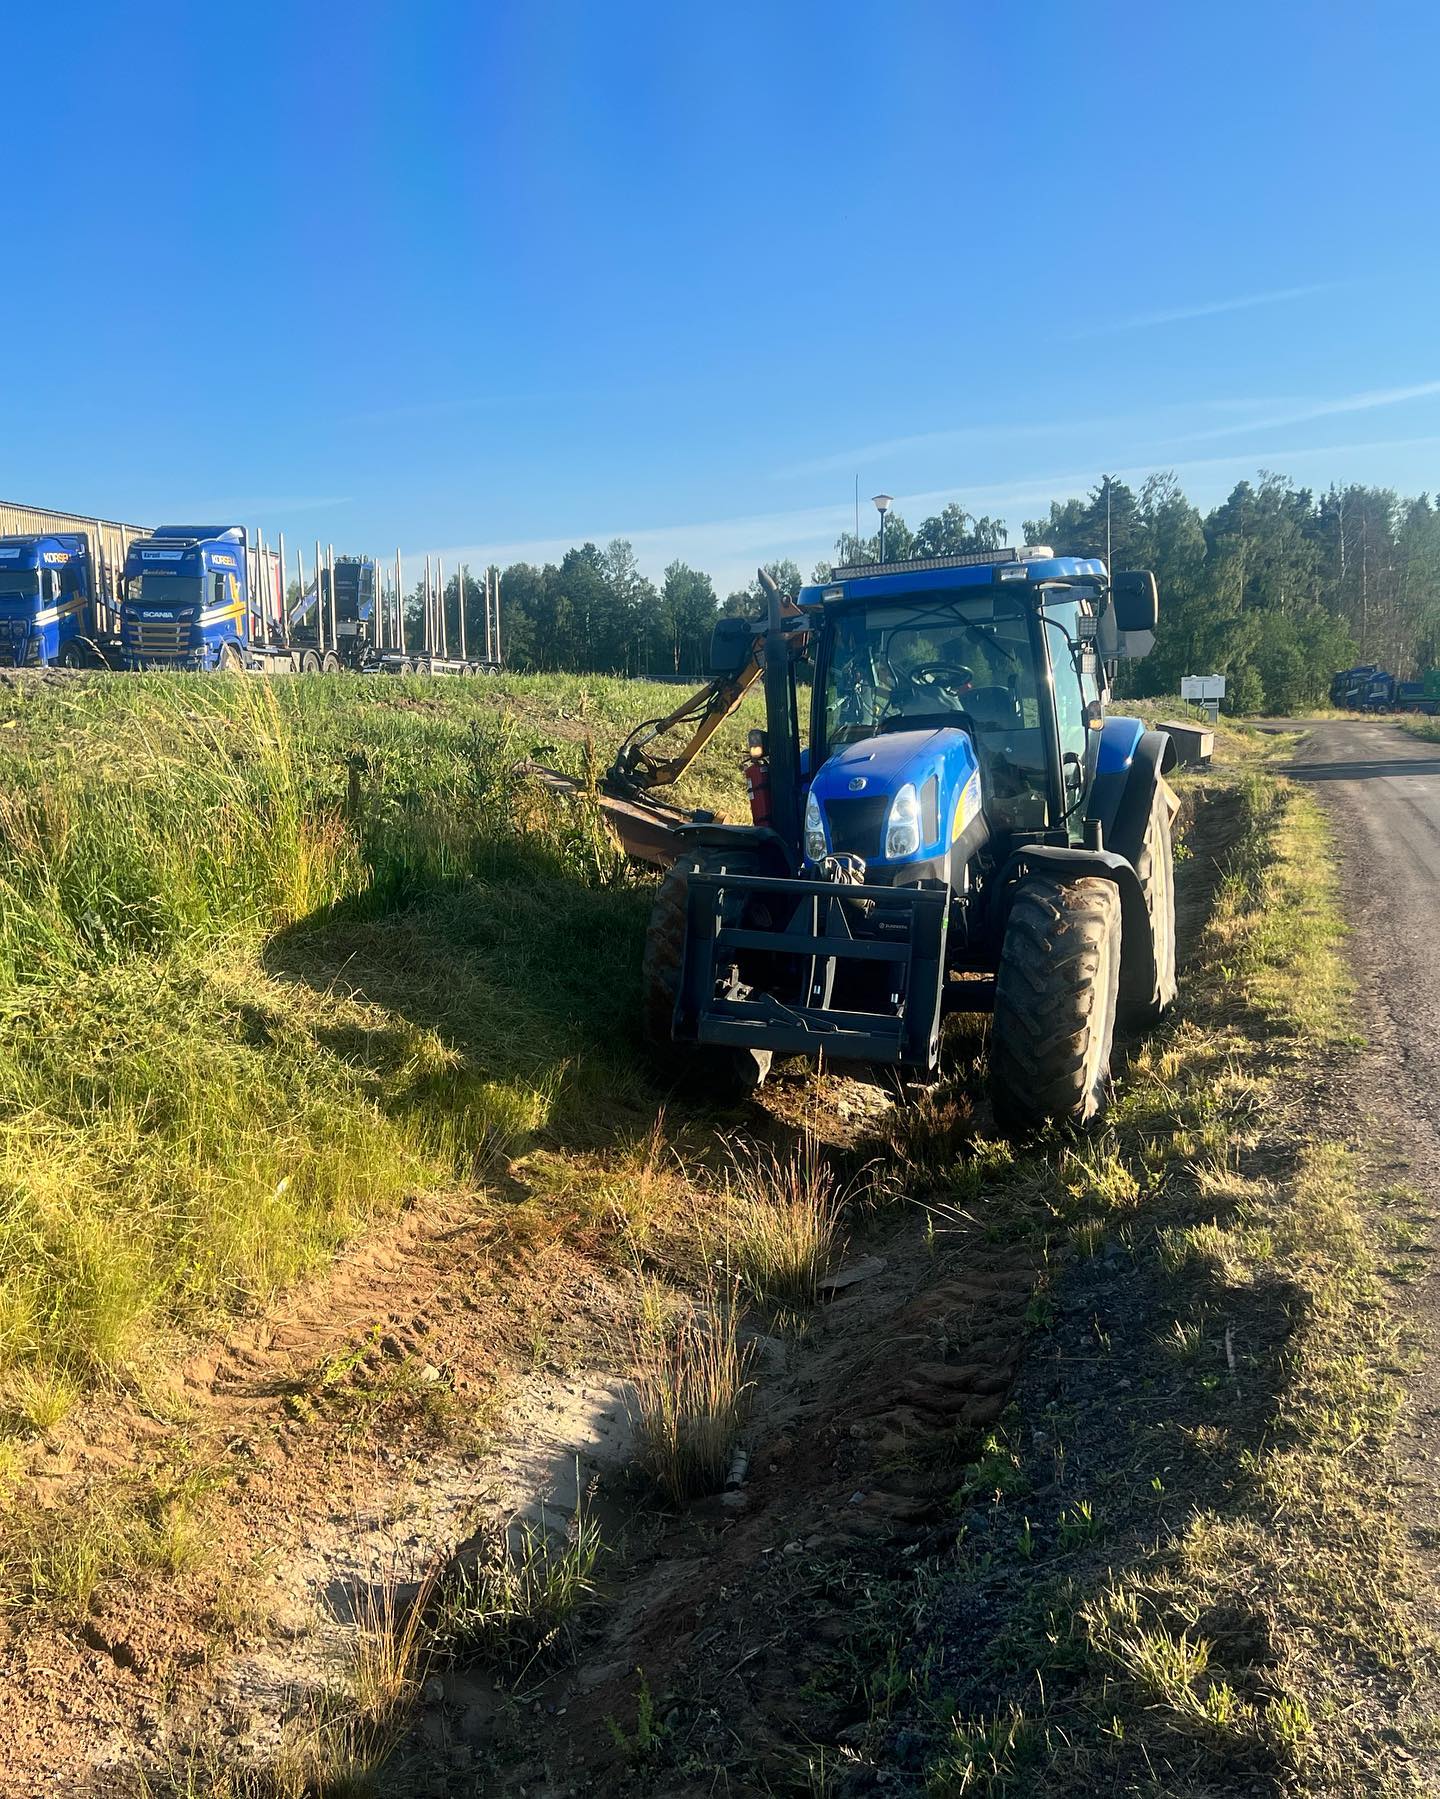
xmin=1168 ymin=379 xmax=1440 ymax=445
xmin=1071 ymin=281 xmax=1343 ymax=337
xmin=776 ymin=415 xmax=1144 ymax=481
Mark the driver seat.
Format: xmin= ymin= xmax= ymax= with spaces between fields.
xmin=964 ymin=685 xmax=1022 ymax=728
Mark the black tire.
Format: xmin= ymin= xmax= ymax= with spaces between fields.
xmin=1124 ymin=787 xmax=1177 ymax=1027
xmin=299 ymin=649 xmax=323 ymax=676
xmin=642 ymin=852 xmax=772 ymax=1096
xmin=218 ymin=639 xmax=245 ymax=673
xmin=991 ymin=874 xmax=1121 ymax=1132
xmin=57 ymin=640 xmax=89 ymax=670
xmin=416 ymin=659 xmax=433 ymax=678
xmin=397 ymin=658 xmax=415 ymax=676
xmin=321 ymin=651 xmax=341 ymax=675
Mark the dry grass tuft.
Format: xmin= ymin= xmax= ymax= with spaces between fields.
xmin=719 ymin=1138 xmax=846 ymax=1306
xmin=631 ymin=1296 xmax=753 ymax=1503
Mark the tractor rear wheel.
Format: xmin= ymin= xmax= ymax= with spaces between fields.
xmin=991 ymin=873 xmax=1121 ymax=1132
xmin=1124 ymin=785 xmax=1178 ymax=1027
xmin=57 ymin=640 xmax=89 ymax=670
xmin=642 ymin=851 xmax=772 ymax=1097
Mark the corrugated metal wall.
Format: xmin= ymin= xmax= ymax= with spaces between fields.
xmin=0 ymin=499 xmax=150 ymax=632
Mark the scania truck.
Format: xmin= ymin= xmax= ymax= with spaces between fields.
xmin=0 ymin=532 xmax=121 ymax=667
xmin=119 ymin=525 xmax=290 ymax=671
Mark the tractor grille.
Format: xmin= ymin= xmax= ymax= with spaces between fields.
xmin=822 ymin=795 xmax=890 ymax=857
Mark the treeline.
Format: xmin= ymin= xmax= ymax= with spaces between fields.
xmin=1025 ymin=474 xmax=1440 ymax=713
xmin=413 ymin=474 xmax=1440 ymax=713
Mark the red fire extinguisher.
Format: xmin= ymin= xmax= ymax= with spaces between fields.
xmin=744 ymin=728 xmax=772 ymax=827
xmin=744 ymin=756 xmax=772 ymax=826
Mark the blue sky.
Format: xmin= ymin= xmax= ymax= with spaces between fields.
xmin=6 ymin=0 xmax=1439 ymax=596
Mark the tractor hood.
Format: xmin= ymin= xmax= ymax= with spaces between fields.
xmin=809 ymin=726 xmax=984 ymax=872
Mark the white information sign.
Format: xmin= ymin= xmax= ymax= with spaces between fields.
xmin=1180 ymin=674 xmax=1226 ymax=702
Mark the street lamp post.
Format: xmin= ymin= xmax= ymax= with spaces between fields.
xmin=872 ymin=493 xmax=893 ymax=563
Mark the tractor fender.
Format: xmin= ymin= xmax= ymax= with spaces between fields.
xmin=1088 ymin=726 xmax=1177 ymax=864
xmin=670 ymin=821 xmax=796 ymax=874
xmin=994 ymin=844 xmax=1157 ymax=1014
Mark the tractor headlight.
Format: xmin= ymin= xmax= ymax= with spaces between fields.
xmin=804 ymin=789 xmax=827 ymax=863
xmin=885 ymin=783 xmax=921 ymax=858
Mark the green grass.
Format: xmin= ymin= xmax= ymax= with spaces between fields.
xmin=718 ymin=765 xmax=1436 ymax=1796
xmin=0 ymin=670 xmax=734 ymax=1434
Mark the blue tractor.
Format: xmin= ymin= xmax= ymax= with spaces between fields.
xmin=628 ymin=548 xmax=1176 ymax=1131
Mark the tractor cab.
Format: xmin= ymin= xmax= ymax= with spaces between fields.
xmin=640 ymin=545 xmax=1175 ymax=1132
xmin=799 ymin=552 xmax=1116 ymax=885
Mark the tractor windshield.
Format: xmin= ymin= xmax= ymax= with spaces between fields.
xmin=0 ymin=572 xmax=40 ymax=601
xmin=822 ymin=591 xmax=1051 ymax=831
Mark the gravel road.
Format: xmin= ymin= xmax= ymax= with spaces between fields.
xmin=1283 ymin=717 xmax=1440 ymax=1588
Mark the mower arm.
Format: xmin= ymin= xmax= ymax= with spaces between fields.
xmin=606 ymin=657 xmax=764 ymax=795
xmin=605 ymin=593 xmax=809 ymax=799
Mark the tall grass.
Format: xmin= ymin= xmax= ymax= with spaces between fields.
xmin=0 ymin=674 xmax=649 ymax=1426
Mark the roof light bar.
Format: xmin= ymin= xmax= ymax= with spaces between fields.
xmin=830 ymin=544 xmax=1055 ymax=582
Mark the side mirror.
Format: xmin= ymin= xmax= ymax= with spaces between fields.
xmin=1111 ymin=569 xmax=1158 ymax=633
xmin=709 ymin=615 xmax=756 ymax=678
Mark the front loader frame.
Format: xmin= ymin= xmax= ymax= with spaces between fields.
xmin=675 ymin=868 xmax=950 ymax=1068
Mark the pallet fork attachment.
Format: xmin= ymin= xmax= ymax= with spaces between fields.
xmin=675 ymin=868 xmax=949 ymax=1069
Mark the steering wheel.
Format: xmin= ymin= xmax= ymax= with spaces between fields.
xmin=907 ymin=661 xmax=975 ymax=699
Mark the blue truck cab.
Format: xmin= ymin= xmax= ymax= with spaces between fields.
xmin=0 ymin=533 xmax=97 ymax=667
xmin=120 ymin=525 xmax=249 ymax=670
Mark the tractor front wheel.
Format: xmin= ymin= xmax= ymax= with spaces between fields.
xmin=642 ymin=851 xmax=772 ymax=1097
xmin=1124 ymin=784 xmax=1178 ymax=1027
xmin=991 ymin=873 xmax=1121 ymax=1132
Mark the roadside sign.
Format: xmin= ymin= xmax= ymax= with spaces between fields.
xmin=1180 ymin=674 xmax=1226 ymax=702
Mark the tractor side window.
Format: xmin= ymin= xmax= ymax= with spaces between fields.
xmin=1047 ymin=602 xmax=1090 ymax=801
xmin=213 ymin=573 xmax=227 ymax=609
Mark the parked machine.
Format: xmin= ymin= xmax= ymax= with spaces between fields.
xmin=293 ymin=555 xmax=502 ymax=677
xmin=0 ymin=532 xmax=120 ymax=667
xmin=628 ymin=547 xmax=1176 ymax=1130
xmin=1329 ymin=664 xmax=1399 ymax=711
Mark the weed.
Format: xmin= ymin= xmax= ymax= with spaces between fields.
xmin=606 ymin=1669 xmax=665 ymax=1765
xmin=433 ymin=1500 xmax=601 ymax=1674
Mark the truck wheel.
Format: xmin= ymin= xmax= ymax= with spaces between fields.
xmin=991 ymin=874 xmax=1121 ymax=1132
xmin=397 ymin=658 xmax=415 ymax=676
xmin=218 ymin=640 xmax=244 ymax=673
xmin=299 ymin=649 xmax=322 ymax=676
xmin=642 ymin=852 xmax=772 ymax=1097
xmin=1124 ymin=785 xmax=1178 ymax=1027
xmin=57 ymin=641 xmax=89 ymax=670
xmin=321 ymin=651 xmax=341 ymax=675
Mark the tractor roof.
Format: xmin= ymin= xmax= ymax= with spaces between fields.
xmin=797 ymin=547 xmax=1107 ymax=610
